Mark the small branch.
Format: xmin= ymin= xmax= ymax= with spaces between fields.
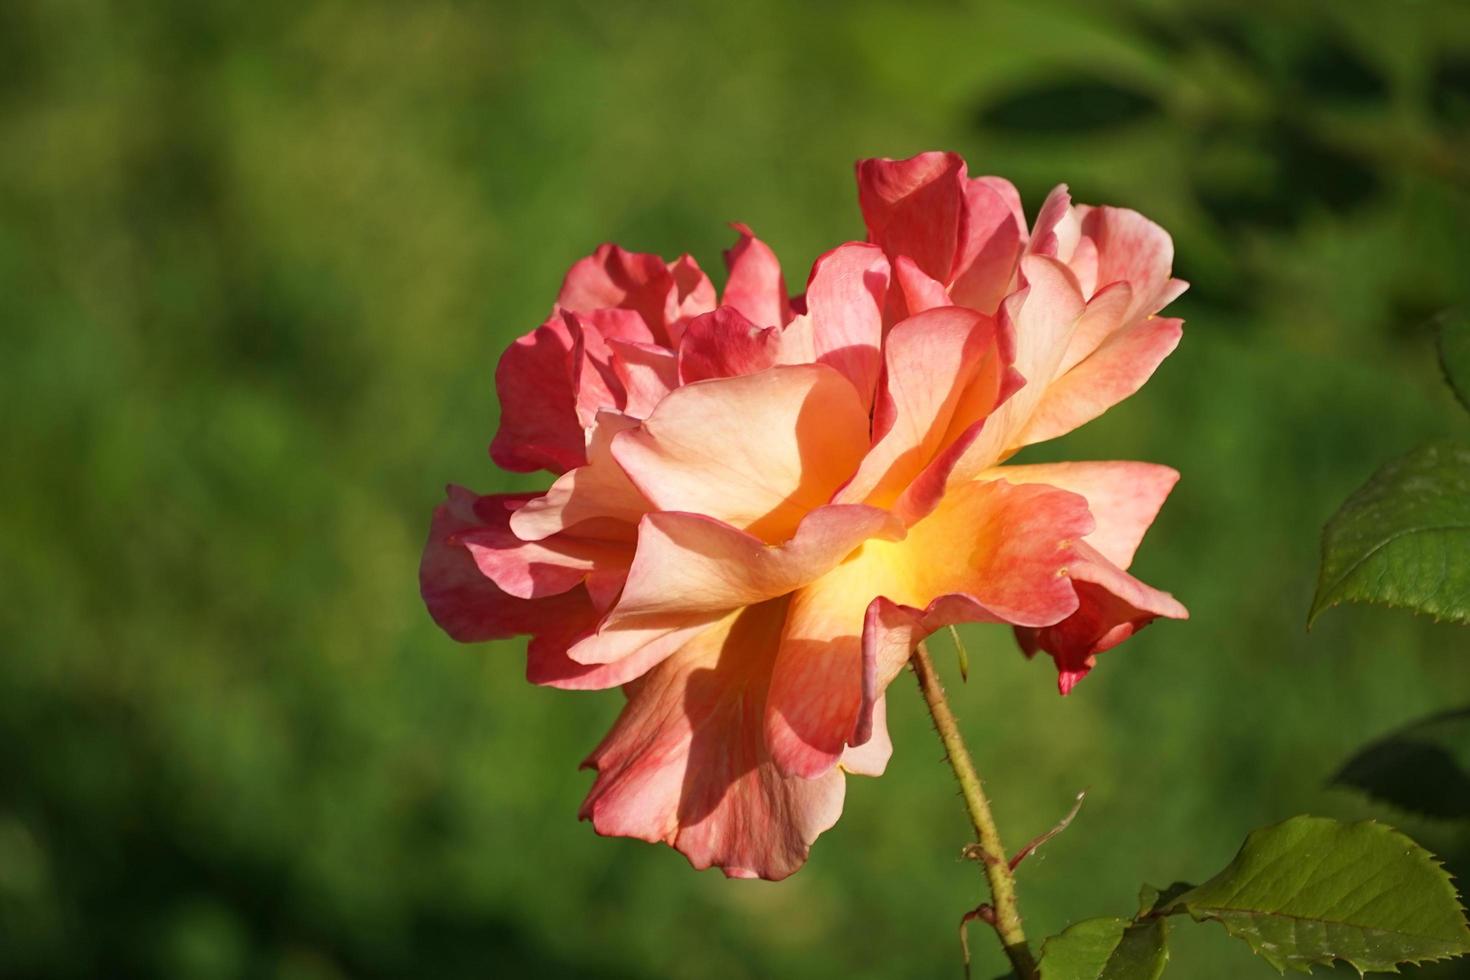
xmin=911 ymin=641 xmax=1038 ymax=980
xmin=1010 ymin=790 xmax=1086 ymax=872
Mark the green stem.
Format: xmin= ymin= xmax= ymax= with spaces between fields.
xmin=910 ymin=641 xmax=1038 ymax=980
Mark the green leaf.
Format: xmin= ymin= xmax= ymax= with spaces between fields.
xmin=1309 ymin=441 xmax=1470 ymax=626
xmin=1332 ymin=707 xmax=1470 ymax=820
xmin=1161 ymin=815 xmax=1470 ymax=973
xmin=1038 ymin=916 xmax=1169 ymax=980
xmin=1137 ymin=883 xmax=1192 ymax=919
xmin=1440 ymin=311 xmax=1470 ymax=414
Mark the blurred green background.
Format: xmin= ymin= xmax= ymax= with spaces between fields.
xmin=4 ymin=0 xmax=1470 ymax=977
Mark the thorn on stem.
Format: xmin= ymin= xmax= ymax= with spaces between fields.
xmin=1008 ymin=790 xmax=1087 ymax=872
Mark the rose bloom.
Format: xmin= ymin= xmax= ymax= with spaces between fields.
xmin=421 ymin=151 xmax=1186 ymax=880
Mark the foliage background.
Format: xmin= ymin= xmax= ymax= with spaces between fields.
xmin=3 ymin=0 xmax=1470 ymax=977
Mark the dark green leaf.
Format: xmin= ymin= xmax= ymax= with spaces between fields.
xmin=1038 ymin=917 xmax=1168 ymax=980
xmin=1332 ymin=708 xmax=1470 ymax=819
xmin=1310 ymin=441 xmax=1470 ymax=626
xmin=1161 ymin=816 xmax=1470 ymax=973
xmin=1439 ymin=311 xmax=1470 ymax=414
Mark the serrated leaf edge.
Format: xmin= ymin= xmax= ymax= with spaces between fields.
xmin=1168 ymin=818 xmax=1470 ymax=975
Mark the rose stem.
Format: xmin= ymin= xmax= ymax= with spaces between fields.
xmin=910 ymin=640 xmax=1038 ymax=979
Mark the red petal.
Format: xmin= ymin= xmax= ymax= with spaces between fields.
xmin=488 ymin=315 xmax=584 ymax=474
xmin=676 ymin=307 xmax=783 ymax=385
xmin=856 ymin=151 xmax=967 ymax=282
xmin=1015 ymin=542 xmax=1187 ymax=694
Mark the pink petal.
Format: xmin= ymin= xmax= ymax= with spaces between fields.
xmin=892 ymin=256 xmax=952 ymax=318
xmin=804 ymin=243 xmax=891 ymax=410
xmin=461 ymin=520 xmax=630 ymax=601
xmin=1017 ymin=316 xmax=1183 ymax=448
xmin=488 ymin=314 xmax=584 ymax=474
xmin=422 ymin=488 xmax=554 ymax=641
xmin=1015 ymin=541 xmax=1187 ymax=694
xmin=774 ymin=312 xmax=817 ymax=365
xmin=525 ymin=588 xmax=676 ymax=691
xmin=981 ymin=461 xmax=1179 ymax=569
xmin=607 ymin=340 xmax=677 ymax=419
xmin=611 ymin=364 xmax=872 ymax=544
xmin=558 ymin=244 xmax=715 ymax=346
xmin=568 ymin=616 xmax=724 ymax=668
xmin=721 ymin=223 xmax=791 ymax=328
xmin=1055 ymin=280 xmax=1134 ymax=376
xmin=838 ymin=696 xmax=892 ymax=777
xmin=422 ymin=488 xmax=664 ymax=692
xmin=949 ymin=178 xmax=1024 ymax=314
xmin=666 ymin=253 xmax=718 ymax=339
xmin=1028 ymin=184 xmax=1081 ymax=262
xmin=1075 ymin=205 xmax=1180 ymax=324
xmin=856 ymin=151 xmax=967 ymax=282
xmin=580 ymin=600 xmax=847 ymax=881
xmin=510 ymin=412 xmax=649 ymax=543
xmin=676 ymin=307 xmax=783 ymax=385
xmin=937 ymin=255 xmax=1087 ymax=478
xmin=975 ymin=175 xmax=1026 ymax=237
xmin=765 ymin=479 xmax=1092 ymax=778
xmin=1067 ymin=234 xmax=1100 ymax=299
xmin=558 ymin=245 xmax=675 ymax=341
xmin=568 ymin=308 xmax=653 ymax=429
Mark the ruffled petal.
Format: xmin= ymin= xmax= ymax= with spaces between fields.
xmin=804 ymin=243 xmax=891 ymax=410
xmin=1075 ymin=205 xmax=1179 ymax=324
xmin=525 ymin=587 xmax=676 ymax=691
xmin=611 ymin=364 xmax=871 ymax=544
xmin=892 ymin=256 xmax=952 ymax=318
xmin=1028 ymin=184 xmax=1081 ymax=263
xmin=1015 ymin=541 xmax=1187 ymax=694
xmin=580 ymin=600 xmax=846 ymax=881
xmin=422 ymin=488 xmax=554 ymax=641
xmin=558 ymin=245 xmax=674 ymax=338
xmin=605 ymin=505 xmax=902 ymax=627
xmin=949 ymin=178 xmax=1024 ymax=314
xmin=722 ymin=223 xmax=791 ymax=329
xmin=558 ymin=244 xmax=715 ymax=346
xmin=567 ymin=308 xmax=654 ymax=429
xmin=950 ymin=255 xmax=1087 ymax=470
xmin=510 ymin=412 xmax=649 ymax=543
xmin=765 ymin=479 xmax=1092 ymax=778
xmin=835 ymin=306 xmax=1010 ymax=520
xmin=980 ymin=461 xmax=1179 ymax=569
xmin=1020 ymin=315 xmax=1184 ymax=447
xmin=666 ymin=253 xmax=718 ymax=338
xmin=460 ymin=520 xmax=630 ymax=601
xmin=488 ymin=315 xmax=584 ymax=474
xmin=856 ymin=151 xmax=966 ymax=282
xmin=676 ymin=307 xmax=783 ymax=384
xmin=606 ymin=340 xmax=677 ymax=419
